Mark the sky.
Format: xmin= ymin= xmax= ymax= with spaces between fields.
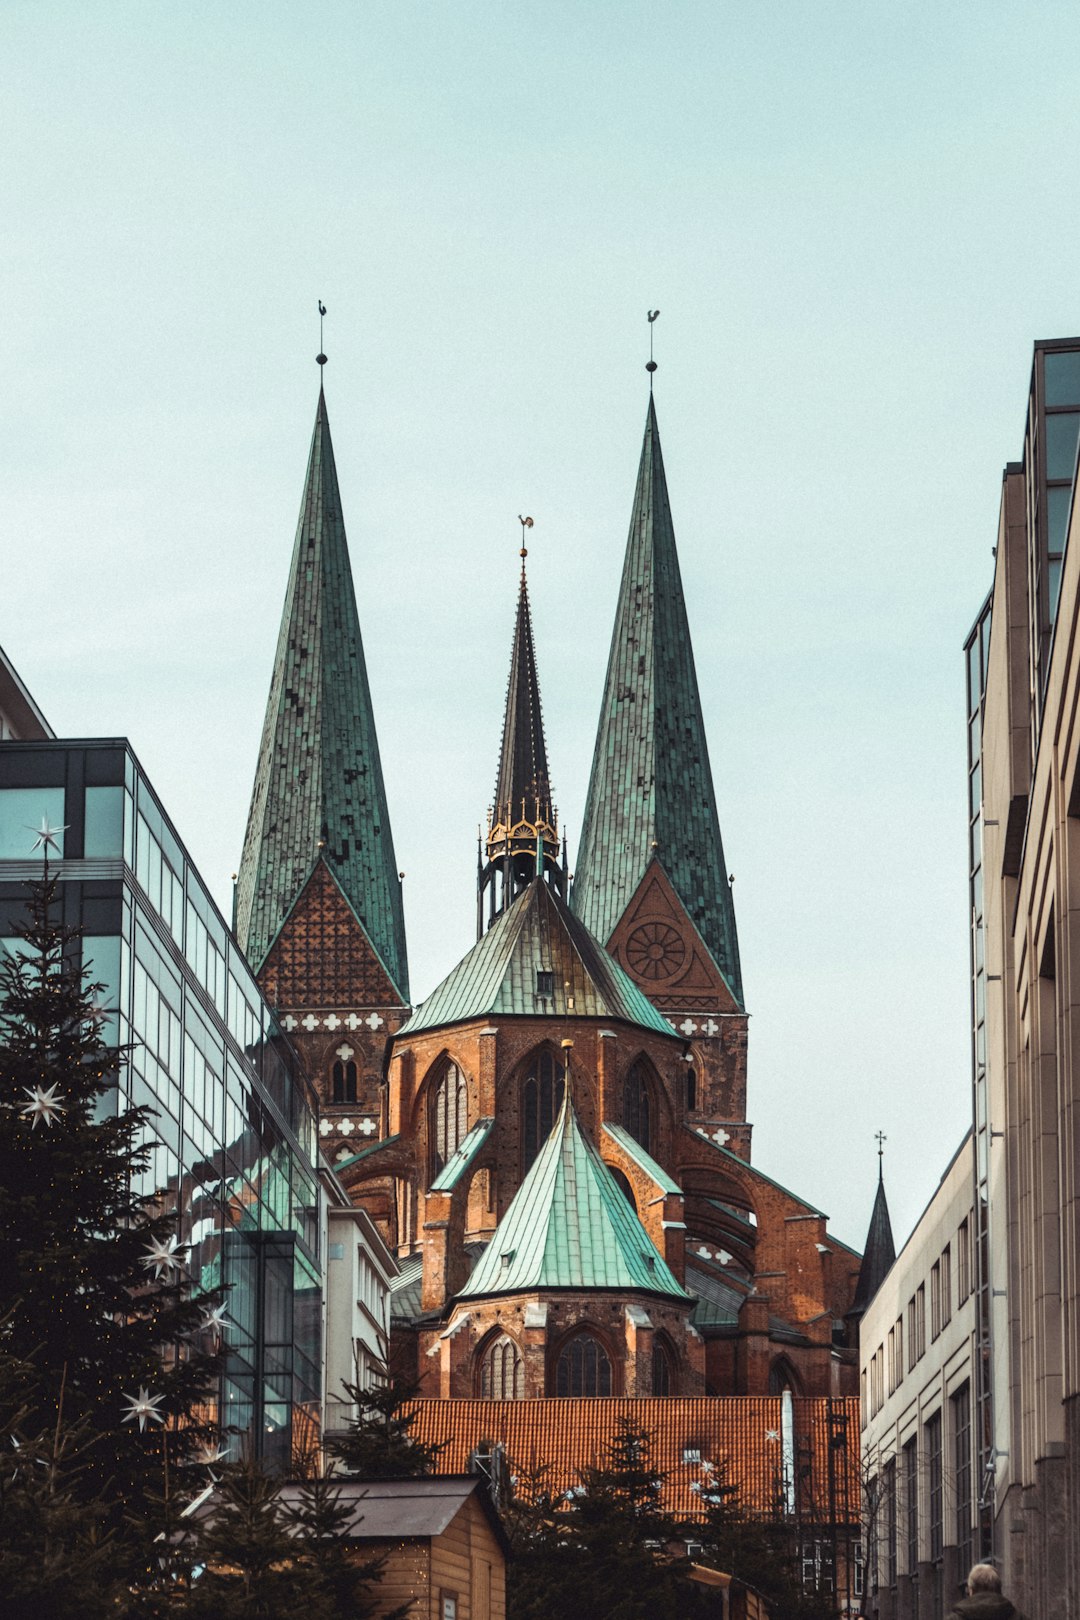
xmin=4 ymin=1 xmax=1080 ymax=1251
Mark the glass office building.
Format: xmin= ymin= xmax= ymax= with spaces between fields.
xmin=0 ymin=739 xmax=321 ymax=1466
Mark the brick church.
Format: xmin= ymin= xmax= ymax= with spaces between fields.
xmin=234 ymin=364 xmax=870 ymax=1408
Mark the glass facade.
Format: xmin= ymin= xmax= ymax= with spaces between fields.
xmin=0 ymin=741 xmax=321 ymax=1467
xmin=1026 ymin=341 xmax=1080 ymax=731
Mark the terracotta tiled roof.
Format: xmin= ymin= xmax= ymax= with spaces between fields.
xmin=408 ymin=1396 xmax=860 ymax=1521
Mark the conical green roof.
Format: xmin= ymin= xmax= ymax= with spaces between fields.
xmin=401 ymin=878 xmax=671 ymax=1038
xmin=235 ymin=387 xmax=408 ymax=997
xmin=571 ymin=395 xmax=743 ymax=1006
xmin=460 ymin=1091 xmax=687 ymax=1299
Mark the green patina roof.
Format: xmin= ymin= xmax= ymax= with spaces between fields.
xmin=235 ymin=387 xmax=408 ymax=997
xmin=400 ymin=878 xmax=671 ymax=1038
xmin=571 ymin=395 xmax=743 ymax=1007
xmin=601 ymin=1122 xmax=682 ymax=1194
xmin=430 ymin=1116 xmax=495 ymax=1192
xmin=459 ymin=1091 xmax=687 ymax=1299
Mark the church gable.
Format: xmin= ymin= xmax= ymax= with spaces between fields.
xmin=259 ymin=857 xmax=404 ymax=1010
xmin=605 ymin=858 xmax=741 ymax=1014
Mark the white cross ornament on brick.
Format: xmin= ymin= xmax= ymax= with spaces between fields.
xmin=704 ymin=1019 xmax=719 ymax=1036
xmin=358 ymin=1117 xmax=377 ymax=1136
xmin=679 ymin=1018 xmax=697 ymax=1035
xmin=324 ymin=1013 xmax=341 ymax=1031
xmin=345 ymin=1014 xmax=363 ymax=1031
xmin=282 ymin=1015 xmax=297 ymax=1032
xmin=318 ymin=1118 xmax=333 ymax=1137
xmin=712 ymin=1127 xmax=731 ymax=1146
xmin=365 ymin=1012 xmax=384 ymax=1031
xmin=335 ymin=1044 xmax=355 ymax=1063
xmin=301 ymin=1014 xmax=319 ymax=1032
xmin=339 ymin=1118 xmax=354 ymax=1135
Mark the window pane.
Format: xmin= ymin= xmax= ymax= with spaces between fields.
xmin=0 ymin=787 xmax=65 ymax=859
xmin=1047 ymin=484 xmax=1072 ymax=553
xmin=1046 ymin=411 xmax=1080 ymax=480
xmin=1049 ymin=556 xmax=1063 ymax=620
xmin=1044 ymin=349 xmax=1080 ymax=407
xmin=84 ymin=785 xmax=125 ymax=858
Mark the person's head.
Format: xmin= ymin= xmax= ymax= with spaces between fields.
xmin=967 ymin=1564 xmax=1002 ymax=1596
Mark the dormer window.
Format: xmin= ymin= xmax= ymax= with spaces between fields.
xmin=536 ymin=970 xmax=554 ymax=998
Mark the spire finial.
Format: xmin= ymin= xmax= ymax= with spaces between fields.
xmin=875 ymin=1130 xmax=886 ymax=1178
xmin=646 ymin=309 xmax=660 ymax=387
xmin=317 ymin=300 xmax=328 ymax=369
xmin=518 ymin=515 xmax=533 ymax=579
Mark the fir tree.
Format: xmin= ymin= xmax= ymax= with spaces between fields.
xmin=506 ymin=1420 xmax=706 ymax=1620
xmin=329 ymin=1367 xmax=445 ymax=1479
xmin=0 ymin=867 xmax=222 ymax=1591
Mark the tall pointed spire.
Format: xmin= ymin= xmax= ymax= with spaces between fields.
xmin=478 ymin=534 xmax=563 ymax=933
xmin=571 ymin=394 xmax=743 ymax=1005
xmin=850 ymin=1150 xmax=896 ymax=1318
xmin=235 ymin=381 xmax=408 ymax=999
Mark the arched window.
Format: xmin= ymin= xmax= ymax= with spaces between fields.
xmin=769 ymin=1357 xmax=799 ymax=1396
xmin=555 ymin=1334 xmax=613 ymax=1397
xmin=608 ymin=1165 xmax=637 ymax=1210
xmin=623 ymin=1059 xmax=651 ymax=1153
xmin=652 ymin=1338 xmax=675 ymax=1396
xmin=331 ymin=1058 xmax=357 ymax=1104
xmin=432 ymin=1062 xmax=468 ymax=1177
xmin=480 ymin=1335 xmax=525 ymax=1400
xmin=684 ymin=1058 xmax=697 ymax=1113
xmin=522 ymin=1050 xmax=565 ymax=1172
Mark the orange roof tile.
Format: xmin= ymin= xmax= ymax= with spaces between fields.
xmin=408 ymin=1397 xmax=860 ymax=1522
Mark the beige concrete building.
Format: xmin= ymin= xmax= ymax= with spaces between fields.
xmin=860 ymin=1136 xmax=978 ymax=1619
xmin=0 ymin=642 xmax=51 ymax=741
xmin=971 ymin=337 xmax=1080 ymax=1616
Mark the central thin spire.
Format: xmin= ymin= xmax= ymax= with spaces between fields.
xmin=478 ymin=530 xmax=564 ymax=935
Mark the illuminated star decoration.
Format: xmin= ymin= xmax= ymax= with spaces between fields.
xmin=141 ymin=1234 xmax=185 ymax=1280
xmin=19 ymin=1083 xmax=66 ymax=1130
xmin=192 ymin=1439 xmax=230 ymax=1466
xmin=765 ymin=1429 xmax=780 ymax=1443
xmin=86 ymin=997 xmax=112 ymax=1027
xmin=122 ymin=1387 xmax=166 ymax=1432
xmin=26 ymin=817 xmax=68 ymax=857
xmin=200 ymin=1304 xmax=229 ymax=1336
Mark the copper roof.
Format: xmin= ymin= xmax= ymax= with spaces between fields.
xmin=571 ymin=395 xmax=743 ymax=1006
xmin=408 ymin=1396 xmax=860 ymax=1521
xmin=401 ymin=878 xmax=672 ymax=1037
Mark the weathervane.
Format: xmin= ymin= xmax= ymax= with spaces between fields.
xmin=647 ymin=309 xmax=660 ymax=386
xmin=875 ymin=1130 xmax=887 ymax=1172
xmin=518 ymin=514 xmax=533 ymax=577
xmin=317 ymin=300 xmax=327 ymax=368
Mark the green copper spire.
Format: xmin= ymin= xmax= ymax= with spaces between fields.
xmin=571 ymin=395 xmax=743 ymax=1005
xmin=459 ymin=1088 xmax=687 ymax=1299
xmin=235 ymin=384 xmax=408 ymax=998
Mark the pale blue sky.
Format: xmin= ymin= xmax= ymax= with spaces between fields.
xmin=5 ymin=2 xmax=1080 ymax=1248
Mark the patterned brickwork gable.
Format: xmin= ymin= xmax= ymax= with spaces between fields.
xmin=259 ymin=857 xmax=403 ymax=1010
xmin=606 ymin=858 xmax=741 ymax=1013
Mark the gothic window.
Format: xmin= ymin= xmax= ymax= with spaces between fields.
xmin=768 ymin=1357 xmax=799 ymax=1396
xmin=555 ymin=1333 xmax=613 ymax=1397
xmin=652 ymin=1338 xmax=675 ymax=1396
xmin=522 ymin=1050 xmax=564 ymax=1172
xmin=331 ymin=1058 xmax=357 ymax=1104
xmin=623 ymin=1059 xmax=651 ymax=1153
xmin=432 ymin=1062 xmax=468 ymax=1177
xmin=480 ymin=1335 xmax=525 ymax=1400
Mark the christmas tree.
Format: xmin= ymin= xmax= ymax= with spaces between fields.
xmin=328 ymin=1366 xmax=445 ymax=1479
xmin=0 ymin=854 xmax=223 ymax=1604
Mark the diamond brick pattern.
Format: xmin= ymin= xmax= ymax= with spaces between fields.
xmin=258 ymin=858 xmax=403 ymax=1010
